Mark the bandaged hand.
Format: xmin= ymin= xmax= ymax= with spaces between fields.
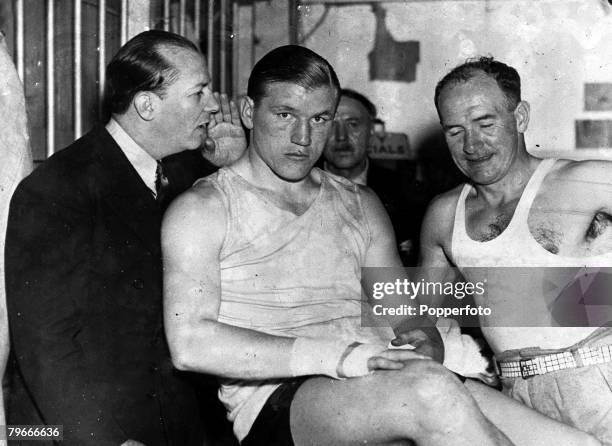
xmin=366 ymin=348 xmax=428 ymax=373
xmin=290 ymin=338 xmax=427 ymax=379
xmin=391 ymin=325 xmax=444 ymax=363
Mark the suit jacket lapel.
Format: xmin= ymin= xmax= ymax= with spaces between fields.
xmin=91 ymin=127 xmax=162 ymax=256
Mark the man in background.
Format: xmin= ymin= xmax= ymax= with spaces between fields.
xmin=321 ymin=89 xmax=417 ymax=263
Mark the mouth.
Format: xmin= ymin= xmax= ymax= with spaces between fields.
xmin=466 ymin=154 xmax=493 ymax=163
xmin=197 ymin=122 xmax=210 ymax=137
xmin=285 ymin=152 xmax=310 ymax=161
xmin=333 ymin=145 xmax=353 ymax=153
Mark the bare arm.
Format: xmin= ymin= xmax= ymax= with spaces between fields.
xmin=163 ymin=183 xmax=425 ymax=379
xmin=162 ymin=185 xmax=296 ymax=379
xmin=360 ymin=187 xmax=445 ymax=361
xmin=418 ymin=191 xmax=461 ymax=282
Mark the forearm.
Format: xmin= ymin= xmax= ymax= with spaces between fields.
xmin=168 ymin=319 xmax=386 ymax=380
xmin=169 ymin=319 xmax=294 ymax=378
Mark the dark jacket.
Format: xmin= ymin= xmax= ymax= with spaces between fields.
xmin=5 ymin=126 xmax=216 ymax=445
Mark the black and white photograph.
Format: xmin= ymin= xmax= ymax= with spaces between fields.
xmin=1 ymin=0 xmax=612 ymax=445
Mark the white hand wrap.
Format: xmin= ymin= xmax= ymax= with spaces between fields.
xmin=289 ymin=338 xmax=387 ymax=379
xmin=338 ymin=342 xmax=388 ymax=377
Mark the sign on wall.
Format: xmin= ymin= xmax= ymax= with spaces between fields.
xmin=368 ymin=132 xmax=412 ymax=160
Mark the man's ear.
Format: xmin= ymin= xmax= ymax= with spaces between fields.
xmin=133 ymin=92 xmax=157 ymax=121
xmin=240 ymin=96 xmax=255 ymax=130
xmin=514 ymin=100 xmax=530 ymax=133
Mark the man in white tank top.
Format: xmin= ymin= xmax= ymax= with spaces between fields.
xmin=418 ymin=56 xmax=612 ymax=444
xmin=156 ymin=46 xmax=562 ymax=446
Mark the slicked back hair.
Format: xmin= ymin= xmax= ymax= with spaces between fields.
xmin=434 ymin=56 xmax=521 ymax=113
xmin=247 ymin=45 xmax=340 ymax=106
xmin=341 ymin=89 xmax=377 ymax=120
xmin=103 ymin=30 xmax=200 ymax=117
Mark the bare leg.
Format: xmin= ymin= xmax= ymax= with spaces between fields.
xmin=465 ymin=379 xmax=602 ymax=446
xmin=290 ymin=360 xmax=513 ymax=446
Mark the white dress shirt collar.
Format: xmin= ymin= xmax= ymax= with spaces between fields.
xmin=106 ymin=118 xmax=158 ymax=197
xmin=323 ymin=157 xmax=369 ymax=186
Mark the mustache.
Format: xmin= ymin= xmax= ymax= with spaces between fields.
xmin=330 ymin=143 xmax=354 ymax=151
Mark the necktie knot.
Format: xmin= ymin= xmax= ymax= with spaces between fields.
xmin=155 ymin=161 xmax=169 ymax=200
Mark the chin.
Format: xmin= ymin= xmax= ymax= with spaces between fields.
xmin=470 ymin=173 xmax=501 ymax=185
xmin=330 ymin=158 xmax=357 ymax=169
xmin=274 ymin=166 xmax=312 ymax=182
xmin=276 ymin=173 xmax=309 ymax=183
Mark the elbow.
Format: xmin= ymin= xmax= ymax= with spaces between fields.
xmin=170 ymin=353 xmax=191 ymax=372
xmin=168 ymin=342 xmax=197 ymax=372
xmin=166 ymin=329 xmax=198 ymax=372
xmin=166 ymin=321 xmax=218 ymax=373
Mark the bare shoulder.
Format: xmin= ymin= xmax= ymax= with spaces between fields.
xmin=423 ymin=184 xmax=464 ymax=232
xmin=419 ymin=184 xmax=465 ymax=262
xmin=549 ymin=159 xmax=612 ymax=207
xmin=358 ymin=184 xmax=396 ymax=236
xmin=162 ymin=178 xmax=228 ymax=250
xmin=556 ymin=159 xmax=612 ymax=186
xmin=168 ymin=178 xmax=226 ymax=219
xmin=359 ymin=183 xmax=388 ymax=215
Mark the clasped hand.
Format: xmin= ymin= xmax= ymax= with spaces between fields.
xmin=391 ymin=326 xmax=445 ymax=364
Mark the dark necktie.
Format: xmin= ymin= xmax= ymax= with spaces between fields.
xmin=155 ymin=160 xmax=169 ymax=203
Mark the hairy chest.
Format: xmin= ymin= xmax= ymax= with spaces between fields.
xmin=465 ymin=190 xmax=612 ymax=257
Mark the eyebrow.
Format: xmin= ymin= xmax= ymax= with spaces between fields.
xmin=189 ymin=81 xmax=209 ymax=91
xmin=474 ymin=114 xmax=496 ymax=122
xmin=270 ymin=105 xmax=298 ymax=112
xmin=442 ymin=123 xmax=461 ymax=131
xmin=442 ymin=113 xmax=497 ymax=130
xmin=270 ymin=105 xmax=335 ymax=117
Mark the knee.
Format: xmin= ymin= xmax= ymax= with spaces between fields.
xmin=406 ymin=361 xmax=466 ymax=403
xmin=394 ymin=360 xmax=477 ymax=423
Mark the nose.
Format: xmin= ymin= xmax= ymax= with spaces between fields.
xmin=291 ymin=120 xmax=311 ymax=147
xmin=463 ymin=129 xmax=483 ymax=154
xmin=333 ymin=120 xmax=347 ymax=142
xmin=203 ymin=89 xmax=220 ymax=114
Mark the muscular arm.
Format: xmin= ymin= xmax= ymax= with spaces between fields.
xmin=360 ymin=187 xmax=445 ymax=361
xmin=163 ymin=184 xmax=421 ymax=379
xmin=418 ymin=191 xmax=462 ymax=301
xmin=566 ymin=160 xmax=612 ymax=245
xmin=162 ymin=185 xmax=298 ymax=379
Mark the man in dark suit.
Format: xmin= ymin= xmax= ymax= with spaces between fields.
xmin=5 ymin=30 xmax=244 ymax=445
xmin=321 ymin=89 xmax=417 ymax=264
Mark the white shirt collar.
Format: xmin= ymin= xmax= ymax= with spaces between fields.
xmin=323 ymin=157 xmax=369 ymax=186
xmin=106 ymin=118 xmax=158 ymax=196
